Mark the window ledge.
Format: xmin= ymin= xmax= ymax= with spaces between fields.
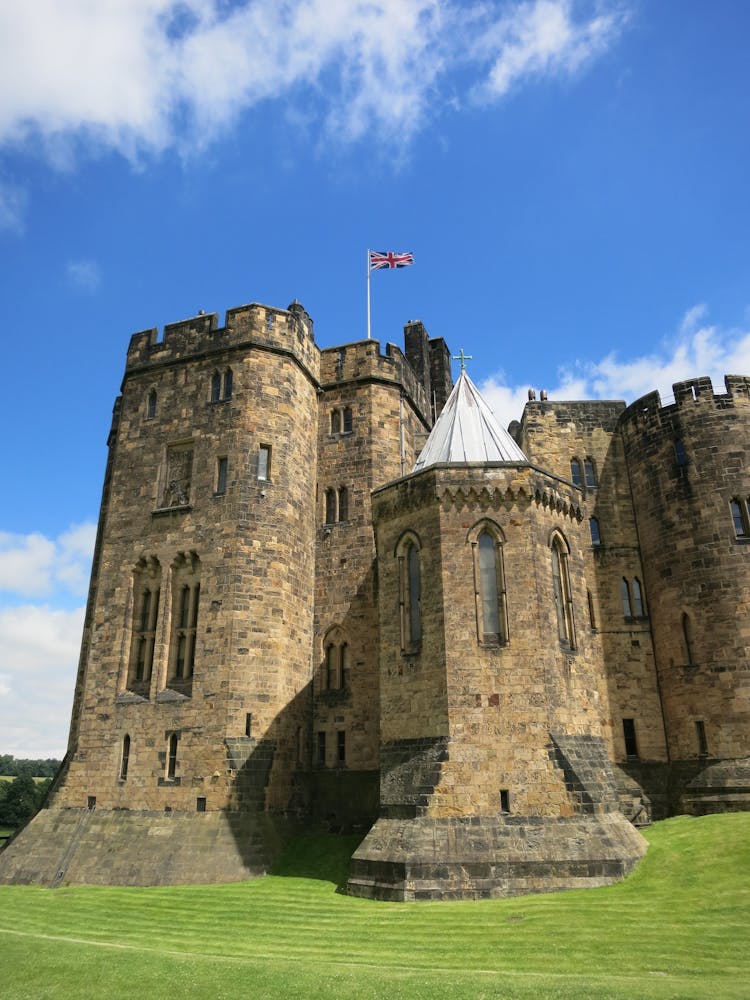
xmin=116 ymin=690 xmax=149 ymax=704
xmin=152 ymin=504 xmax=192 ymax=517
xmin=157 ymin=777 xmax=182 ymax=787
xmin=156 ymin=688 xmax=191 ymax=702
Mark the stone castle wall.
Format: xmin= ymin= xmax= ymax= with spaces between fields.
xmin=620 ymin=376 xmax=750 ymax=766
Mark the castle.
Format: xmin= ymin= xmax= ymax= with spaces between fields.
xmin=2 ymin=299 xmax=749 ymax=900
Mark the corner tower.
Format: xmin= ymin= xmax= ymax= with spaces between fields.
xmin=1 ymin=302 xmax=321 ymax=885
xmin=349 ymin=371 xmax=646 ymax=900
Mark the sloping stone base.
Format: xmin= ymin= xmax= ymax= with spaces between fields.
xmin=0 ymin=807 xmax=284 ymax=887
xmin=347 ymin=813 xmax=647 ymax=901
xmin=679 ymin=757 xmax=750 ymax=815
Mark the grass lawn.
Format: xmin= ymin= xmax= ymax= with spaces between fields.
xmin=1 ymin=813 xmax=748 ymax=999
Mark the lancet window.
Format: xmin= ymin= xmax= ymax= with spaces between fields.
xmin=469 ymin=521 xmax=508 ymax=646
xmin=551 ymin=532 xmax=575 ymax=650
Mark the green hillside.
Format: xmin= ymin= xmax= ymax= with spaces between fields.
xmin=0 ymin=813 xmax=748 ymax=999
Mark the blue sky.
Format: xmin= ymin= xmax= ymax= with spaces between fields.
xmin=1 ymin=0 xmax=749 ymax=758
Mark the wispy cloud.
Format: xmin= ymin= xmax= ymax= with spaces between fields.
xmin=0 ymin=1 xmax=628 ymax=164
xmin=66 ymin=259 xmax=101 ymax=292
xmin=0 ymin=176 xmax=28 ymax=232
xmin=472 ymin=0 xmax=629 ymax=102
xmin=481 ymin=305 xmax=750 ymax=427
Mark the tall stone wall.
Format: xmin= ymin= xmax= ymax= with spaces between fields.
xmin=311 ymin=337 xmax=440 ymax=825
xmin=620 ymin=376 xmax=750 ymax=776
xmin=517 ymin=400 xmax=668 ymax=775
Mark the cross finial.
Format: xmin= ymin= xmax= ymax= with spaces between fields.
xmin=452 ymin=349 xmax=473 ymax=372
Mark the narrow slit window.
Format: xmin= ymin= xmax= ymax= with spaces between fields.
xmin=257 ymin=445 xmax=271 ymax=482
xmin=147 ymin=390 xmax=157 ymax=419
xmin=119 ymin=735 xmax=131 ymax=781
xmin=730 ymin=498 xmax=749 ymax=538
xmin=632 ymin=578 xmax=645 ymax=617
xmin=167 ymin=733 xmax=179 ymax=780
xmin=570 ymin=459 xmax=582 ymax=486
xmin=216 ymin=456 xmax=228 ymax=496
xmin=343 ymin=407 xmax=353 ymax=433
xmin=211 ymin=371 xmax=221 ymax=403
xmin=222 ymin=368 xmax=232 ymax=400
xmin=337 ymin=486 xmax=348 ymax=522
xmin=325 ymin=488 xmax=336 ymax=524
xmin=682 ymin=612 xmax=694 ymax=666
xmin=589 ymin=517 xmax=601 ymax=546
xmin=620 ymin=578 xmax=632 ymax=617
xmin=674 ymin=440 xmax=688 ymax=467
xmin=584 ymin=458 xmax=597 ymax=488
xmin=622 ymin=718 xmax=638 ymax=758
xmin=316 ymin=731 xmax=326 ymax=767
xmin=695 ymin=720 xmax=709 ymax=756
xmin=330 ymin=409 xmax=341 ymax=434
xmin=337 ymin=731 xmax=346 ymax=766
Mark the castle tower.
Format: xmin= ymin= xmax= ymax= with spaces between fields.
xmin=348 ymin=372 xmax=646 ymax=900
xmin=1 ymin=302 xmax=322 ymax=885
xmin=620 ymin=376 xmax=750 ymax=812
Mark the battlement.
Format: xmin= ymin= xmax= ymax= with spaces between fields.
xmin=622 ymin=374 xmax=750 ymax=427
xmin=319 ymin=338 xmax=431 ymax=423
xmin=125 ymin=300 xmax=318 ymax=377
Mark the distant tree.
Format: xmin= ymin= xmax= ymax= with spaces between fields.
xmin=0 ymin=756 xmax=61 ymax=779
xmin=0 ymin=775 xmax=40 ymax=827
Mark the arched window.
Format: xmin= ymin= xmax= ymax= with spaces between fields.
xmin=632 ymin=578 xmax=645 ymax=617
xmin=211 ymin=371 xmax=222 ymax=403
xmin=570 ymin=459 xmax=582 ymax=486
xmin=330 ymin=409 xmax=341 ymax=434
xmin=396 ymin=533 xmax=422 ymax=650
xmin=551 ymin=533 xmax=575 ymax=649
xmin=584 ymin=458 xmax=597 ymax=488
xmin=325 ymin=488 xmax=337 ymax=524
xmin=589 ymin=517 xmax=601 ymax=546
xmin=337 ymin=486 xmax=348 ymax=522
xmin=321 ymin=629 xmax=348 ymax=691
xmin=147 ymin=390 xmax=157 ymax=419
xmin=127 ymin=556 xmax=161 ymax=694
xmin=470 ymin=523 xmax=508 ymax=645
xmin=168 ymin=552 xmax=200 ymax=690
xmin=620 ymin=578 xmax=632 ymax=617
xmin=682 ymin=612 xmax=695 ymax=666
xmin=119 ymin=735 xmax=131 ymax=781
xmin=222 ymin=368 xmax=232 ymax=400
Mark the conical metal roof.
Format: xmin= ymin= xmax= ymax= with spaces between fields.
xmin=412 ymin=370 xmax=527 ymax=472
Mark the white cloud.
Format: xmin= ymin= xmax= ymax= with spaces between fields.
xmin=66 ymin=259 xmax=101 ymax=292
xmin=0 ymin=604 xmax=82 ymax=758
xmin=473 ymin=0 xmax=628 ymax=101
xmin=0 ymin=523 xmax=96 ymax=599
xmin=0 ymin=0 xmax=627 ymax=167
xmin=480 ymin=305 xmax=750 ymax=427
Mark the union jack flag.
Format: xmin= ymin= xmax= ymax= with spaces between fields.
xmin=369 ymin=250 xmax=414 ymax=270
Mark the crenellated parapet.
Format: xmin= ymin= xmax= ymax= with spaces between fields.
xmin=125 ymin=300 xmax=319 ymax=380
xmin=621 ymin=374 xmax=750 ymax=429
xmin=319 ymin=338 xmax=431 ymax=423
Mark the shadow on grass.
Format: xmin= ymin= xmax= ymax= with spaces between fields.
xmin=270 ymin=828 xmax=365 ymax=890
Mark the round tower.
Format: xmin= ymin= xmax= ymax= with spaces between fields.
xmin=620 ymin=375 xmax=750 ymax=811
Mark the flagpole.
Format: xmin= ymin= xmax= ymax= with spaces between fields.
xmin=366 ymin=249 xmax=371 ymax=340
